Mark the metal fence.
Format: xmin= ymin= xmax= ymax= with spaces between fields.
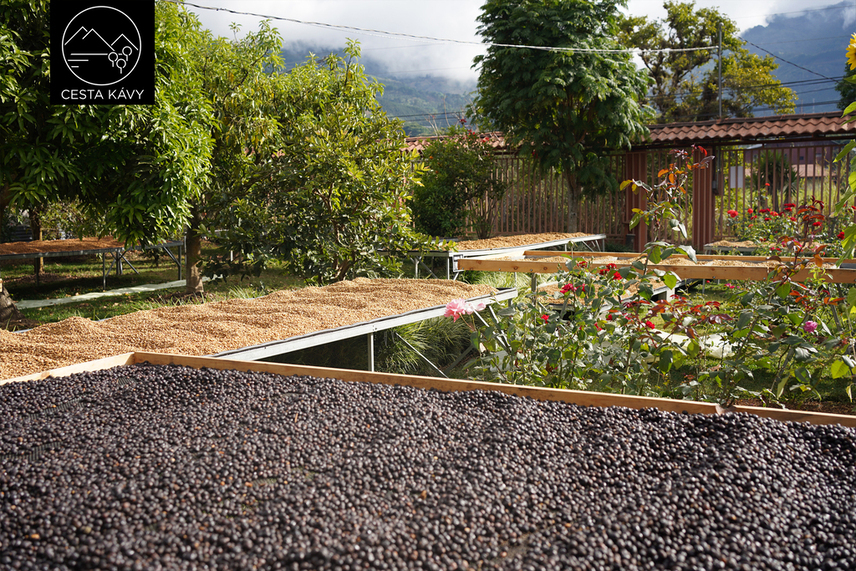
xmin=475 ymin=141 xmax=855 ymax=246
xmin=712 ymin=142 xmax=854 ymax=241
xmin=482 ymin=154 xmax=628 ymax=241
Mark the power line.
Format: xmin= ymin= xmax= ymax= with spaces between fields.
xmin=743 ymin=39 xmax=836 ymax=82
xmin=173 ymin=0 xmax=716 ymax=56
xmin=175 ymin=0 xmax=841 ymax=111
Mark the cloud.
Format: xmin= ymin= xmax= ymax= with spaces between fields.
xmin=187 ymin=0 xmax=485 ymax=83
xmin=185 ymin=0 xmax=820 ymax=84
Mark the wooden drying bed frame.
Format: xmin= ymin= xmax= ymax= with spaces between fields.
xmin=411 ymin=234 xmax=607 ymax=280
xmin=457 ymin=251 xmax=856 ymax=284
xmin=2 ymin=351 xmax=853 ymax=428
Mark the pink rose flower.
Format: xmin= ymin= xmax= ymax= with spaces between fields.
xmin=444 ymin=299 xmax=485 ymax=322
xmin=803 ymin=321 xmax=818 ymax=333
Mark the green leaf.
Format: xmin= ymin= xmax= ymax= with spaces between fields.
xmin=830 ymin=359 xmax=852 ymax=379
xmin=835 ymin=140 xmax=856 ymax=162
xmin=775 ymin=282 xmax=791 ymax=299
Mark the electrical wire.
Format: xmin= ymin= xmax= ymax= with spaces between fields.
xmin=172 ymin=0 xmax=842 ymax=116
xmin=743 ymin=39 xmax=836 ymax=82
xmin=171 ymin=0 xmax=716 ymax=56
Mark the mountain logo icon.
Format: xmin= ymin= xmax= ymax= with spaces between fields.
xmin=61 ymin=6 xmax=142 ymax=87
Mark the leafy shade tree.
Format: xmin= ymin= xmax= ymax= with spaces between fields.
xmin=182 ymin=20 xmax=288 ymax=294
xmin=619 ymin=1 xmax=795 ymax=123
xmin=206 ymin=42 xmax=433 ymax=286
xmin=471 ymin=0 xmax=650 ymax=232
xmin=412 ymin=126 xmax=508 ymax=239
xmin=0 ymin=1 xmax=213 ymax=319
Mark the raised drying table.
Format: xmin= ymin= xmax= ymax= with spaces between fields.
xmin=0 ymin=238 xmax=185 ymax=288
xmin=212 ymin=287 xmax=518 ymax=375
xmin=0 ymin=278 xmax=503 ymax=382
xmin=413 ymin=233 xmax=606 ymax=280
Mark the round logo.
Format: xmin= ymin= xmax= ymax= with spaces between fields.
xmin=61 ymin=6 xmax=142 ymax=87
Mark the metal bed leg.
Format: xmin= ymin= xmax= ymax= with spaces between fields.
xmin=392 ymin=331 xmax=448 ymax=378
xmin=367 ymin=332 xmax=375 ymax=372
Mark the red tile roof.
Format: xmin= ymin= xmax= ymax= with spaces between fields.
xmin=641 ymin=111 xmax=856 ymax=148
xmin=403 ymin=112 xmax=856 ymax=154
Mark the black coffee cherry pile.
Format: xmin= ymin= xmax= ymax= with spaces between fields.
xmin=1 ymin=363 xmax=855 ymax=570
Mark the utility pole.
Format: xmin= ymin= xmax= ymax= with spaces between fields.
xmin=718 ymin=22 xmax=722 ymax=119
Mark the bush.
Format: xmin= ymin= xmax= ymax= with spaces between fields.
xmin=411 ymin=125 xmax=507 ymax=239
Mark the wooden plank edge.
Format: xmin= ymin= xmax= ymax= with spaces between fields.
xmin=522 ymin=250 xmax=856 ymax=265
xmin=132 ymin=352 xmax=721 ymax=416
xmin=726 ymin=405 xmax=856 ymax=428
xmin=0 ymin=352 xmax=136 ymax=386
xmin=5 ymin=351 xmax=853 ymax=427
xmin=457 ymin=259 xmax=856 ymax=284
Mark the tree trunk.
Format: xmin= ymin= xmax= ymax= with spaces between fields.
xmin=0 ymin=183 xmax=10 ymax=239
xmin=30 ymin=206 xmax=43 ymax=276
xmin=0 ymin=279 xmax=25 ymax=330
xmin=185 ymin=205 xmax=204 ymax=295
xmin=564 ymin=171 xmax=580 ymax=233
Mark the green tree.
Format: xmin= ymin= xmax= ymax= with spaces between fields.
xmin=205 ymin=41 xmax=433 ymax=286
xmin=412 ymin=125 xmax=507 ymax=239
xmin=471 ymin=0 xmax=650 ymax=232
xmin=619 ymin=0 xmax=795 ymax=123
xmin=836 ymin=62 xmax=856 ymax=111
xmin=0 ymin=0 xmax=213 ymax=315
xmin=182 ymin=20 xmax=287 ymax=294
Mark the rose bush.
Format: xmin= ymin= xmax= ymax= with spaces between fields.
xmin=459 ymin=144 xmax=856 ymax=407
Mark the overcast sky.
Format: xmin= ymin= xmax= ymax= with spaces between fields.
xmin=185 ymin=0 xmax=853 ymax=84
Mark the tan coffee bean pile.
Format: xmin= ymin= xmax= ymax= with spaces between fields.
xmin=453 ymin=232 xmax=592 ymax=251
xmin=0 ymin=278 xmax=496 ymax=381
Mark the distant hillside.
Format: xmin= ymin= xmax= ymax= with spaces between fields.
xmin=280 ymin=43 xmax=477 ymax=136
xmin=741 ymin=2 xmax=851 ymax=114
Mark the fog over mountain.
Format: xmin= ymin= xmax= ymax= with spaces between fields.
xmin=282 ymin=2 xmax=853 ymax=133
xmin=281 ymin=43 xmax=476 ymax=136
xmin=740 ymin=0 xmax=852 ymax=114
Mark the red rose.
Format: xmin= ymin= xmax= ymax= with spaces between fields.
xmin=839 ymin=231 xmax=846 ymax=240
xmin=645 ymin=320 xmax=655 ymax=329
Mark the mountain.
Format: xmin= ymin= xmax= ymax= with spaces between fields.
xmin=280 ymin=44 xmax=476 ymax=136
xmin=111 ymin=33 xmax=138 ymax=53
xmin=64 ymin=26 xmax=112 ymax=54
xmin=741 ymin=2 xmax=852 ymax=114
